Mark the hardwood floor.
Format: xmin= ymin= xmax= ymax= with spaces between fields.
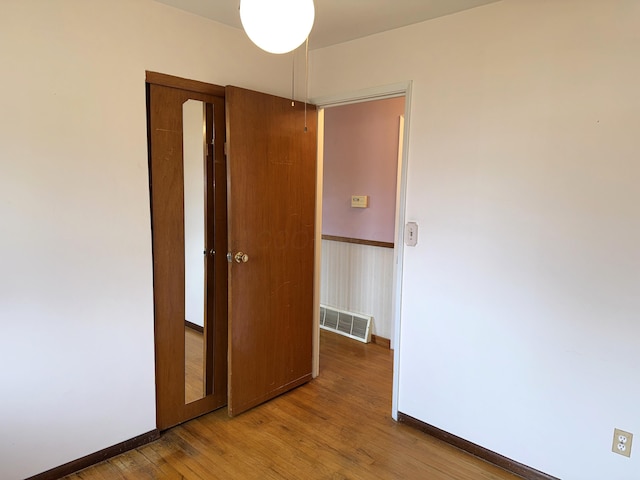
xmin=63 ymin=331 xmax=522 ymax=480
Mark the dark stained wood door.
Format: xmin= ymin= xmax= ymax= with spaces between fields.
xmin=148 ymin=82 xmax=227 ymax=430
xmin=225 ymin=86 xmax=317 ymax=416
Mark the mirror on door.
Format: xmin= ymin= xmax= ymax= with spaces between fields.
xmin=183 ymin=99 xmax=206 ymax=404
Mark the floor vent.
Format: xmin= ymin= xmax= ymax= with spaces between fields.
xmin=319 ymin=305 xmax=372 ymax=343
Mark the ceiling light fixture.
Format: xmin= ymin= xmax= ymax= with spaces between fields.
xmin=240 ymin=0 xmax=315 ymax=54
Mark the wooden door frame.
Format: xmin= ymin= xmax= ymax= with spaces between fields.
xmin=146 ymin=71 xmax=226 ymax=97
xmin=311 ymin=81 xmax=413 ymax=420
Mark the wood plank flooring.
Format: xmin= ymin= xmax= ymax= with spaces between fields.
xmin=63 ymin=331 xmax=522 ymax=480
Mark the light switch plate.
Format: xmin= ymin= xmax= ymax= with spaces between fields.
xmin=405 ymin=222 xmax=418 ymax=246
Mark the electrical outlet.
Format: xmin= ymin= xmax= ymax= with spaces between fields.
xmin=612 ymin=428 xmax=633 ymax=458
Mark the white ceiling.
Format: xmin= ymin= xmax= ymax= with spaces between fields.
xmin=153 ymin=0 xmax=502 ymax=49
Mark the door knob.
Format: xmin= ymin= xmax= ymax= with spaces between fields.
xmin=234 ymin=252 xmax=249 ymax=263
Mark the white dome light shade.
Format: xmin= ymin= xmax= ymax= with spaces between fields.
xmin=240 ymin=0 xmax=315 ymax=54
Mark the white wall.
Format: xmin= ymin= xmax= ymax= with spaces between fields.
xmin=311 ymin=1 xmax=640 ymax=479
xmin=0 ymin=1 xmax=308 ymax=479
xmin=320 ymin=240 xmax=394 ymax=340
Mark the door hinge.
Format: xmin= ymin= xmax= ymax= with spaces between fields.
xmin=224 ymin=142 xmax=228 ymax=156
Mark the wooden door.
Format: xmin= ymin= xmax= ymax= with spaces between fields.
xmin=148 ymin=81 xmax=227 ymax=430
xmin=226 ymin=86 xmax=317 ymax=416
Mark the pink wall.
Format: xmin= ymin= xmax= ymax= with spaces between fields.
xmin=322 ymin=97 xmax=405 ymax=243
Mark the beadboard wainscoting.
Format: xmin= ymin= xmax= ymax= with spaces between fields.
xmin=320 ymin=239 xmax=394 ymax=342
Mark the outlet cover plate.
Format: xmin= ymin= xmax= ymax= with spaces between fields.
xmin=612 ymin=428 xmax=633 ymax=458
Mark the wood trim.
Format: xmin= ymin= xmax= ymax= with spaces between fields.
xmin=371 ymin=334 xmax=391 ymax=349
xmin=322 ymin=234 xmax=394 ymax=249
xmin=146 ymin=71 xmax=225 ymax=97
xmin=397 ymin=413 xmax=560 ymax=480
xmin=185 ymin=320 xmax=204 ymax=334
xmin=25 ymin=429 xmax=160 ymax=480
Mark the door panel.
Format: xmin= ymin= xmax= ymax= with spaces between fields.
xmin=226 ymin=86 xmax=317 ymax=416
xmin=148 ymin=83 xmax=227 ymax=430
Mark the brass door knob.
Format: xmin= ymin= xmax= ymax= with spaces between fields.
xmin=234 ymin=252 xmax=249 ymax=263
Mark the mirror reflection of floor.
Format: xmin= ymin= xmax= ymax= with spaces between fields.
xmin=185 ymin=327 xmax=204 ymax=404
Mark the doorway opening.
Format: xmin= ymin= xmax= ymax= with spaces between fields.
xmin=313 ymin=82 xmax=412 ymax=419
xmin=319 ymin=97 xmax=405 ymax=348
